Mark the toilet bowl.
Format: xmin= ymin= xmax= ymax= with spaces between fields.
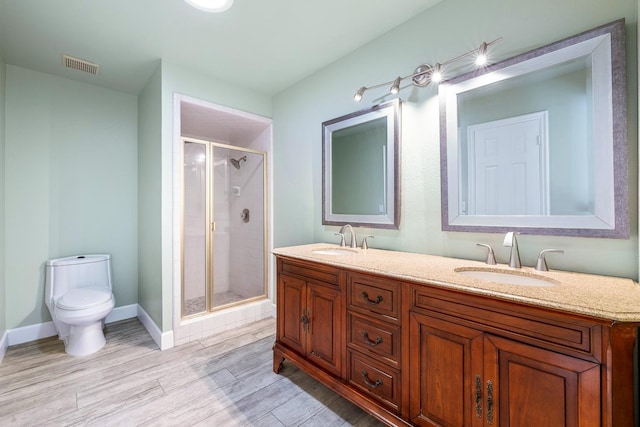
xmin=45 ymin=254 xmax=115 ymax=357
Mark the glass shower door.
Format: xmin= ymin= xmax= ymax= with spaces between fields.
xmin=182 ymin=138 xmax=267 ymax=318
xmin=182 ymin=140 xmax=209 ymax=316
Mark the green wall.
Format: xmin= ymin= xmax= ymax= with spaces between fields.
xmin=0 ymin=57 xmax=5 ymax=337
xmin=4 ymin=66 xmax=138 ymax=329
xmin=157 ymin=61 xmax=272 ymax=332
xmin=273 ymin=0 xmax=639 ymax=279
xmin=138 ymin=64 xmax=163 ymax=328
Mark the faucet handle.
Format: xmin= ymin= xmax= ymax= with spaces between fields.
xmin=476 ymin=243 xmax=497 ymax=265
xmin=334 ymin=232 xmax=346 ymax=247
xmin=503 ymin=231 xmax=519 ymax=247
xmin=361 ymin=235 xmax=374 ymax=249
xmin=535 ymin=249 xmax=564 ymax=271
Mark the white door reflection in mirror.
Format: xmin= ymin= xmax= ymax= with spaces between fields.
xmin=467 ymin=111 xmax=549 ymax=216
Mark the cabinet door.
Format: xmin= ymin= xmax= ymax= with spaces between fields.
xmin=484 ymin=334 xmax=600 ymax=427
xmin=409 ymin=312 xmax=484 ymax=427
xmin=307 ymin=282 xmax=342 ymax=376
xmin=277 ymin=274 xmax=306 ymax=356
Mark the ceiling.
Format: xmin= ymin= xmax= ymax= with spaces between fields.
xmin=0 ymin=0 xmax=442 ymax=96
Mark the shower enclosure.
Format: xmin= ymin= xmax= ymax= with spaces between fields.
xmin=182 ymin=137 xmax=267 ymax=318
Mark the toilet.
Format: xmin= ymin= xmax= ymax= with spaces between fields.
xmin=45 ymin=254 xmax=116 ymax=356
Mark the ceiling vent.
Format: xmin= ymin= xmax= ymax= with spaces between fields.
xmin=62 ymin=54 xmax=99 ymax=75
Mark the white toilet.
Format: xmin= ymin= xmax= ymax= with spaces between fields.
xmin=45 ymin=254 xmax=116 ymax=356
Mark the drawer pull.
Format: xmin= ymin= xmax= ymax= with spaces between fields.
xmin=361 ymin=331 xmax=383 ymax=346
xmin=487 ymin=380 xmax=494 ymax=425
xmin=475 ymin=375 xmax=482 ymax=418
xmin=361 ymin=291 xmax=383 ymax=305
xmin=361 ymin=370 xmax=383 ymax=388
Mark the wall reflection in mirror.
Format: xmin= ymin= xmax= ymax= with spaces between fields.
xmin=323 ymin=99 xmax=400 ymax=229
xmin=441 ymin=19 xmax=628 ymax=237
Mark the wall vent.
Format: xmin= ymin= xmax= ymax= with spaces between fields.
xmin=62 ymin=54 xmax=99 ymax=75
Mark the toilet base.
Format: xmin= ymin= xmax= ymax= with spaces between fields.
xmin=64 ymin=322 xmax=106 ymax=357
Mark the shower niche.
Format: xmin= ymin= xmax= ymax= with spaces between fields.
xmin=182 ymin=137 xmax=268 ymax=317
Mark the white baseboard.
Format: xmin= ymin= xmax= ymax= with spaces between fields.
xmin=0 ymin=330 xmax=8 ymax=364
xmin=137 ymin=305 xmax=173 ymax=351
xmin=106 ymin=304 xmax=138 ymax=323
xmin=7 ymin=321 xmax=57 ymax=346
xmin=5 ymin=304 xmax=139 ymax=348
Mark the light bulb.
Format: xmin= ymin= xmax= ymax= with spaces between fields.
xmin=354 ymin=87 xmax=365 ymax=102
xmin=475 ymin=42 xmax=488 ymax=66
xmin=431 ymin=64 xmax=443 ymax=83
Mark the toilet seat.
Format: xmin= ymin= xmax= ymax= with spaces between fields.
xmin=57 ymin=288 xmax=113 ymax=310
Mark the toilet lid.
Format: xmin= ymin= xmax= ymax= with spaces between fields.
xmin=57 ymin=288 xmax=113 ymax=310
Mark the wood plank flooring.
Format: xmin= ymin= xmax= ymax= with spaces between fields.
xmin=0 ymin=318 xmax=385 ymax=427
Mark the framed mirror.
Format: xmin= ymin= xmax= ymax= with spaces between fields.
xmin=323 ymin=99 xmax=400 ymax=229
xmin=440 ymin=19 xmax=628 ymax=238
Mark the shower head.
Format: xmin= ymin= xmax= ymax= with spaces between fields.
xmin=230 ymin=156 xmax=247 ymax=170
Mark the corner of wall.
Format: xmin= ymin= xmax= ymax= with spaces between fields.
xmin=0 ymin=53 xmax=6 ymax=343
xmin=137 ymin=63 xmax=164 ymax=331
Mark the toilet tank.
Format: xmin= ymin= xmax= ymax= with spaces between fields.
xmin=45 ymin=254 xmax=113 ymax=304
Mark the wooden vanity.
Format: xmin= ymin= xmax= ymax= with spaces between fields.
xmin=272 ymin=244 xmax=640 ymax=427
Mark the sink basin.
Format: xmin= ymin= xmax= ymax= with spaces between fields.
xmin=312 ymin=248 xmax=359 ymax=256
xmin=455 ymin=268 xmax=557 ymax=287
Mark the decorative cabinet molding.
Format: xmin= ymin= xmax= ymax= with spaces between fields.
xmin=273 ymin=255 xmax=638 ymax=426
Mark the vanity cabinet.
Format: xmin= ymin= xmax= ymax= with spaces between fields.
xmin=346 ymin=273 xmax=403 ymax=413
xmin=275 ymin=258 xmax=343 ymax=377
xmin=410 ymin=286 xmax=607 ymax=427
xmin=409 ymin=313 xmax=600 ymax=426
xmin=273 ymin=254 xmax=638 ymax=427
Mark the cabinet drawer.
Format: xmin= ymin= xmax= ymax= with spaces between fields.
xmin=348 ymin=273 xmax=400 ymax=322
xmin=348 ymin=350 xmax=401 ymax=412
xmin=413 ymin=286 xmax=600 ymax=359
xmin=348 ymin=313 xmax=400 ymax=368
xmin=279 ymin=258 xmax=340 ymax=286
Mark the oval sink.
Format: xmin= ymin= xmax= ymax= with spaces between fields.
xmin=455 ymin=268 xmax=557 ymax=287
xmin=312 ymin=248 xmax=359 ymax=256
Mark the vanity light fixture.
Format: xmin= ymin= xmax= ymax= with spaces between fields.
xmin=353 ymin=38 xmax=502 ymax=101
xmin=475 ymin=42 xmax=489 ymax=66
xmin=431 ymin=63 xmax=443 ymax=83
xmin=390 ymin=77 xmax=402 ymax=94
xmin=183 ymin=0 xmax=233 ymax=13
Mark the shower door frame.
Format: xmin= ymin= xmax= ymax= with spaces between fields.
xmin=181 ymin=137 xmax=269 ymax=319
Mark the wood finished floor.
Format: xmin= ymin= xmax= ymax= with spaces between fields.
xmin=0 ymin=318 xmax=385 ymax=427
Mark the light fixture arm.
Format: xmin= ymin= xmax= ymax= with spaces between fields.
xmin=354 ymin=37 xmax=502 ymax=101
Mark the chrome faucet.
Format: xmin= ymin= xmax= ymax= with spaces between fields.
xmin=503 ymin=232 xmax=521 ymax=268
xmin=535 ymin=249 xmax=564 ymax=271
xmin=476 ymin=243 xmax=497 ymax=265
xmin=338 ymin=224 xmax=357 ymax=248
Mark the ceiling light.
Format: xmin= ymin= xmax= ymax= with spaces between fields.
xmin=354 ymin=87 xmax=366 ymax=102
xmin=183 ymin=0 xmax=234 ymax=13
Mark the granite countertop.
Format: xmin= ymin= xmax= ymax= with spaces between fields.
xmin=273 ymin=243 xmax=640 ymax=323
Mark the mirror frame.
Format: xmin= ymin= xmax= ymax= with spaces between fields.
xmin=440 ymin=19 xmax=628 ymax=238
xmin=322 ymin=99 xmax=401 ymax=229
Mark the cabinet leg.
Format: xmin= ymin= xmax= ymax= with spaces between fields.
xmin=273 ymin=347 xmax=285 ymax=373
